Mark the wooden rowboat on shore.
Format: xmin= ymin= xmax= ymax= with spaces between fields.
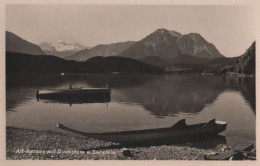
xmin=36 ymin=87 xmax=111 ymax=100
xmin=57 ymin=119 xmax=227 ymax=144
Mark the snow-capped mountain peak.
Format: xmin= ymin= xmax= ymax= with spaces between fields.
xmin=49 ymin=40 xmax=88 ymax=52
xmin=39 ymin=40 xmax=89 ymax=58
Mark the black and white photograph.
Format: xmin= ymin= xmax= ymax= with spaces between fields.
xmin=1 ymin=0 xmax=258 ymax=163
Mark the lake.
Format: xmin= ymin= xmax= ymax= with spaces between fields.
xmin=6 ymin=73 xmax=255 ymax=148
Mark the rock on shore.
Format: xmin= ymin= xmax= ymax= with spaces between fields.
xmin=6 ymin=126 xmax=223 ymax=160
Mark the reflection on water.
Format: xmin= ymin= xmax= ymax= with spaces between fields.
xmin=6 ymin=73 xmax=255 ymax=148
xmin=37 ymin=96 xmax=111 ymax=106
xmin=113 ymin=76 xmax=225 ymax=116
xmin=6 ymin=74 xmax=255 ymax=114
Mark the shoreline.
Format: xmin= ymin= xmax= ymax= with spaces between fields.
xmin=6 ymin=126 xmax=229 ymax=160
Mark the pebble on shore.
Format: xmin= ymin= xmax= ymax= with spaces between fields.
xmin=6 ymin=126 xmax=225 ymax=160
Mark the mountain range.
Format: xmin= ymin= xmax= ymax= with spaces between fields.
xmin=6 ymin=29 xmax=223 ymax=63
xmin=6 ymin=31 xmax=45 ymax=55
xmin=5 ymin=30 xmax=255 ymax=75
xmin=68 ymin=28 xmax=224 ymax=62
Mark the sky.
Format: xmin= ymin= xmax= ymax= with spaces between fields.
xmin=6 ymin=5 xmax=255 ymax=57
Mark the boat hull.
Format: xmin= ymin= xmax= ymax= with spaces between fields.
xmin=57 ymin=119 xmax=227 ymax=144
xmin=93 ymin=125 xmax=226 ymax=143
xmin=36 ymin=88 xmax=111 ymax=100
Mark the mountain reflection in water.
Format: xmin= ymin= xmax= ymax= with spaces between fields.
xmin=6 ymin=73 xmax=255 ymax=117
xmin=113 ymin=75 xmax=255 ymax=116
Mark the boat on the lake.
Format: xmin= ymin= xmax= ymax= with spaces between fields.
xmin=36 ymin=87 xmax=111 ymax=100
xmin=57 ymin=119 xmax=227 ymax=144
xmin=37 ymin=96 xmax=111 ymax=105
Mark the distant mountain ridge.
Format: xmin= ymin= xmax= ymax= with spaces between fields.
xmin=6 ymin=31 xmax=45 ymax=55
xmin=67 ymin=41 xmax=135 ymax=61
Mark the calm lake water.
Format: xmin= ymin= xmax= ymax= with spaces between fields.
xmin=6 ymin=73 xmax=255 ymax=148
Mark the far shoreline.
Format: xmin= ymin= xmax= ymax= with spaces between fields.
xmin=5 ymin=72 xmax=255 ymax=77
